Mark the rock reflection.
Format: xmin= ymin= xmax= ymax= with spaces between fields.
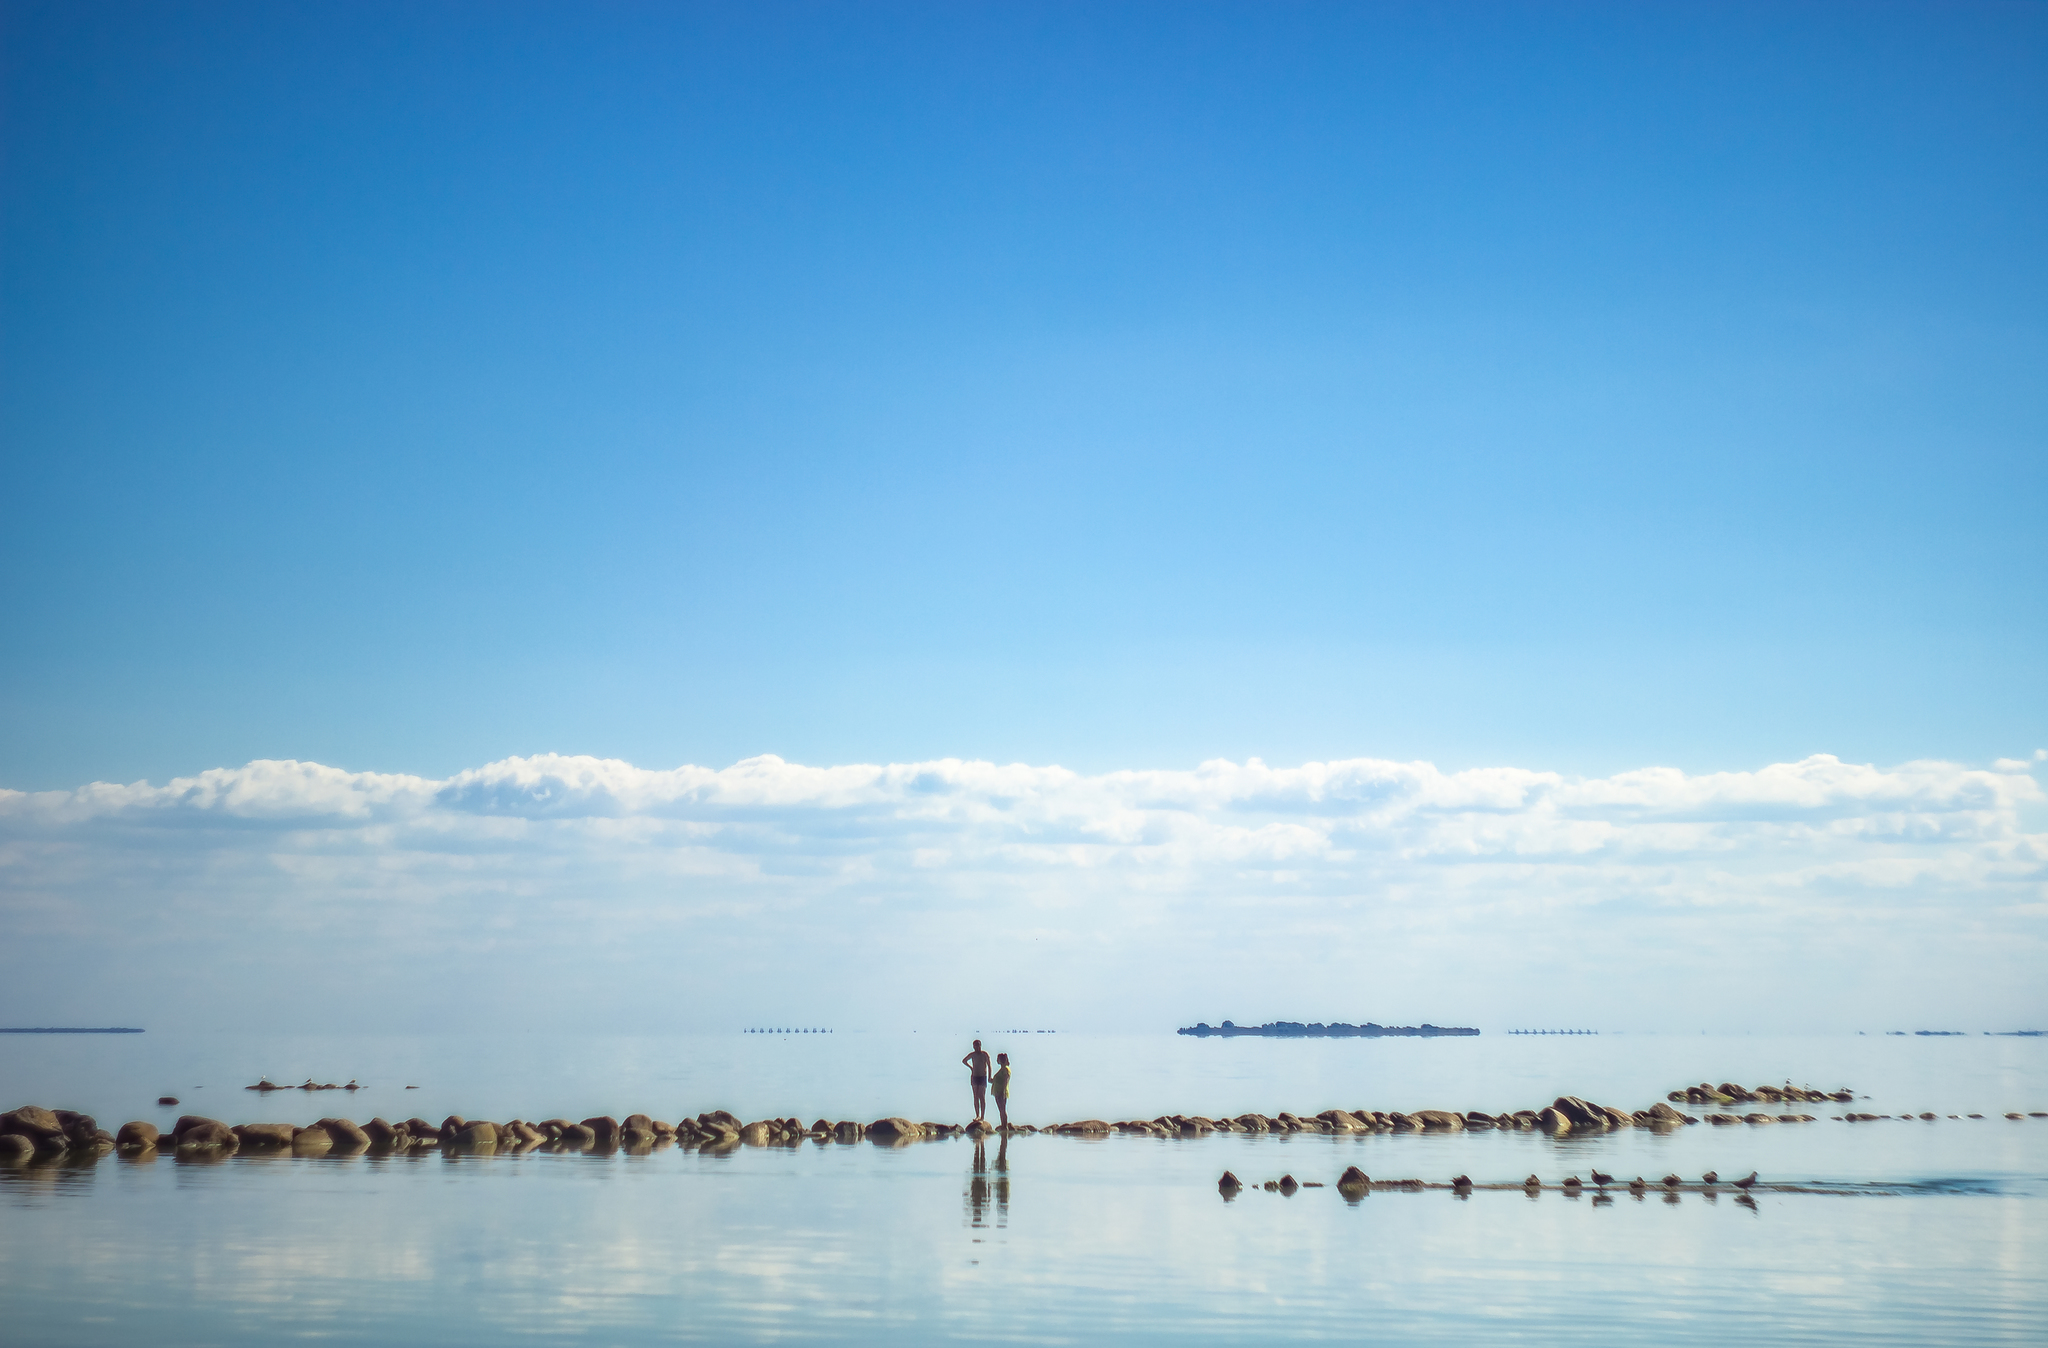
xmin=965 ymin=1137 xmax=1009 ymax=1229
xmin=0 ymin=1152 xmax=100 ymax=1197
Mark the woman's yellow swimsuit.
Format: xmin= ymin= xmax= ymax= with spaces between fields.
xmin=991 ymin=1064 xmax=1012 ymax=1099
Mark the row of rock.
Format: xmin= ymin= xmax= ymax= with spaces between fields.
xmin=1671 ymin=1082 xmax=1850 ymax=1105
xmin=1043 ymin=1097 xmax=1700 ymax=1137
xmin=1843 ymin=1111 xmax=2047 ymax=1121
xmin=0 ymin=1104 xmax=1031 ymax=1160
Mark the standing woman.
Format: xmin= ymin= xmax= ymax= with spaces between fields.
xmin=991 ymin=1053 xmax=1012 ymax=1129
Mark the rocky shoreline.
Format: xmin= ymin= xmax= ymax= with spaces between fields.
xmin=4 ymin=1085 xmax=2042 ymax=1162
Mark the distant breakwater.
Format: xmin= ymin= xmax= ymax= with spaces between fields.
xmin=1178 ymin=1021 xmax=1479 ymax=1038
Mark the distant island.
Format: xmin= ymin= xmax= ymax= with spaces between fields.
xmin=1178 ymin=1020 xmax=1479 ymax=1038
xmin=0 ymin=1027 xmax=144 ymax=1034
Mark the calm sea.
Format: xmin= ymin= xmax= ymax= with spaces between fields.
xmin=3 ymin=1030 xmax=2043 ymax=1345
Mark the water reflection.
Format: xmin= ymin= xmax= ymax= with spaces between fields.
xmin=965 ymin=1137 xmax=1009 ymax=1229
xmin=0 ymin=1153 xmax=100 ymax=1199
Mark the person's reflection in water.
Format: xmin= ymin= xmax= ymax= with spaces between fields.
xmin=965 ymin=1136 xmax=1012 ymax=1230
xmin=994 ymin=1134 xmax=1009 ymax=1228
xmin=967 ymin=1140 xmax=992 ymax=1228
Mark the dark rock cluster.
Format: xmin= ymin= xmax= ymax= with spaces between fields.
xmin=1178 ymin=1021 xmax=1480 ymax=1038
xmin=0 ymin=1105 xmax=114 ymax=1159
xmin=1670 ymin=1082 xmax=1850 ymax=1105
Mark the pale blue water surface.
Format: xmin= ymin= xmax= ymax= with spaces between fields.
xmin=2 ymin=1031 xmax=2043 ymax=1344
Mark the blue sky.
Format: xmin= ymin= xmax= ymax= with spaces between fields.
xmin=2 ymin=3 xmax=2044 ymax=1029
xmin=4 ymin=0 xmax=2041 ymax=788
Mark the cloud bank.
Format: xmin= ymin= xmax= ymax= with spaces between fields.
xmin=2 ymin=752 xmax=2043 ymax=1029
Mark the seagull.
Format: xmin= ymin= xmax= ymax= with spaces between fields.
xmin=1701 ymin=1171 xmax=1718 ymax=1184
xmin=1733 ymin=1171 xmax=1758 ymax=1190
xmin=1590 ymin=1170 xmax=1614 ymax=1186
xmin=1662 ymin=1174 xmax=1682 ymax=1187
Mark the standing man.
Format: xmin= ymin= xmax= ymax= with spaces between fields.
xmin=962 ymin=1040 xmax=992 ymax=1121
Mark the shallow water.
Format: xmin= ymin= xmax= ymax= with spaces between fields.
xmin=3 ymin=1031 xmax=2044 ymax=1344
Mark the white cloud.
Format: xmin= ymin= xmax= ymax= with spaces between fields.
xmin=1 ymin=752 xmax=2043 ymax=1028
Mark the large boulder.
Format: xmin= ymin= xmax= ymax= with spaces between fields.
xmin=292 ymin=1126 xmax=334 ymax=1153
xmin=54 ymin=1111 xmax=101 ymax=1146
xmin=452 ymin=1121 xmax=499 ymax=1147
xmin=582 ymin=1116 xmax=622 ymax=1145
xmin=1646 ymin=1102 xmax=1694 ymax=1126
xmin=174 ymin=1117 xmax=238 ymax=1149
xmin=1550 ymin=1097 xmax=1611 ymax=1130
xmin=1055 ymin=1120 xmax=1112 ymax=1135
xmin=556 ymin=1123 xmax=597 ymax=1147
xmin=1537 ymin=1107 xmax=1571 ymax=1132
xmin=1412 ymin=1110 xmax=1465 ymax=1131
xmin=437 ymin=1116 xmax=469 ymax=1145
xmin=832 ymin=1120 xmax=863 ymax=1142
xmin=0 ymin=1134 xmax=34 ymax=1161
xmin=738 ymin=1121 xmax=777 ymax=1146
xmin=622 ymin=1114 xmax=653 ymax=1133
xmin=232 ymin=1123 xmax=297 ymax=1148
xmin=1317 ymin=1110 xmax=1367 ymax=1132
xmin=116 ymin=1121 xmax=159 ymax=1148
xmin=1 ymin=1106 xmax=65 ymax=1143
xmin=866 ymin=1117 xmax=925 ymax=1143
xmin=362 ymin=1118 xmax=405 ymax=1147
xmin=316 ymin=1118 xmax=371 ymax=1149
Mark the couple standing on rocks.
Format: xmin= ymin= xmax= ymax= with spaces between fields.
xmin=962 ymin=1041 xmax=1012 ymax=1128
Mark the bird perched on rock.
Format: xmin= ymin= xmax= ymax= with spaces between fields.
xmin=1451 ymin=1174 xmax=1471 ymax=1189
xmin=1628 ymin=1176 xmax=1647 ymax=1193
xmin=1218 ymin=1171 xmax=1242 ymax=1192
xmin=1590 ymin=1170 xmax=1614 ymax=1186
xmin=1701 ymin=1171 xmax=1718 ymax=1184
xmin=1661 ymin=1174 xmax=1681 ymax=1187
xmin=1562 ymin=1175 xmax=1583 ymax=1189
xmin=1523 ymin=1175 xmax=1541 ymax=1188
xmin=1733 ymin=1171 xmax=1758 ymax=1190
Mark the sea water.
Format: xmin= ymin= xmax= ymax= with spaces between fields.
xmin=2 ymin=1031 xmax=2043 ymax=1344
